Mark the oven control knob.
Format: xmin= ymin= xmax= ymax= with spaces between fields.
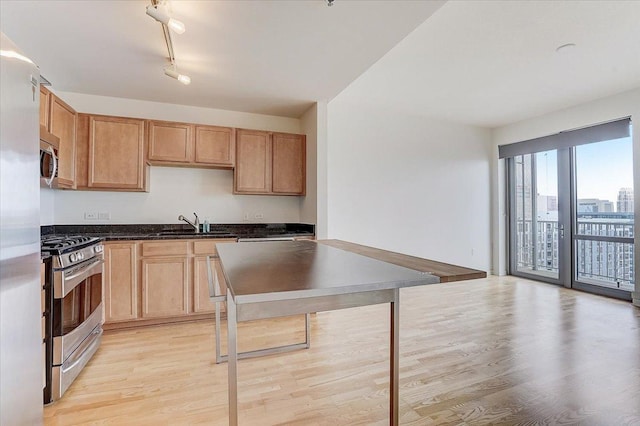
xmin=94 ymin=245 xmax=103 ymax=253
xmin=69 ymin=253 xmax=77 ymax=263
xmin=78 ymin=252 xmax=85 ymax=261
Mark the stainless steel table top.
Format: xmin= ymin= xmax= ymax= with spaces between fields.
xmin=216 ymin=240 xmax=439 ymax=304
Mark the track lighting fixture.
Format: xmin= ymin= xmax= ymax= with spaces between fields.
xmin=146 ymin=5 xmax=186 ymax=34
xmin=147 ymin=1 xmax=191 ymax=85
xmin=164 ymin=66 xmax=191 ymax=85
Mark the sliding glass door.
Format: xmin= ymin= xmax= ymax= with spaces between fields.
xmin=573 ymin=137 xmax=635 ymax=297
xmin=510 ymin=150 xmax=563 ymax=282
xmin=504 ymin=119 xmax=634 ymax=300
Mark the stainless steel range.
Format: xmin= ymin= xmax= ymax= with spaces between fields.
xmin=41 ymin=235 xmax=104 ymax=403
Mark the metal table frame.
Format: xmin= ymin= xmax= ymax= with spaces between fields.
xmin=206 ymin=256 xmax=310 ymax=364
xmin=225 ymin=286 xmax=401 ymax=426
xmin=214 ymin=241 xmax=439 ymax=426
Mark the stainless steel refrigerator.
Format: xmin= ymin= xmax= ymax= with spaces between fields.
xmin=0 ymin=32 xmax=44 ymax=425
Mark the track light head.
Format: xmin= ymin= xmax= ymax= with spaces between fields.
xmin=164 ymin=67 xmax=191 ymax=85
xmin=146 ymin=5 xmax=186 ymax=34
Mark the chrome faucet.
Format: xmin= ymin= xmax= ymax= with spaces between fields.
xmin=178 ymin=212 xmax=200 ymax=233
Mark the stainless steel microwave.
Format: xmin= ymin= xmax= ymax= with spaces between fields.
xmin=40 ymin=125 xmax=60 ymax=187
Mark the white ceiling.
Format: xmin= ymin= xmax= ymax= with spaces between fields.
xmin=1 ymin=1 xmax=639 ymax=126
xmin=338 ymin=0 xmax=640 ymax=127
xmin=0 ymin=0 xmax=443 ymax=118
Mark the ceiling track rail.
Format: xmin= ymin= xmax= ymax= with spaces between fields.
xmin=151 ymin=0 xmax=176 ymax=65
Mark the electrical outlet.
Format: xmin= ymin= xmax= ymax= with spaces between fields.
xmin=254 ymin=213 xmax=264 ymax=219
xmin=98 ymin=212 xmax=111 ymax=220
xmin=84 ymin=212 xmax=97 ymax=220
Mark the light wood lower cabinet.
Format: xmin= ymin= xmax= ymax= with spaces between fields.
xmin=141 ymin=257 xmax=189 ymax=318
xmin=193 ymin=256 xmax=226 ymax=313
xmin=104 ymin=242 xmax=139 ymax=323
xmin=104 ymin=239 xmax=232 ymax=328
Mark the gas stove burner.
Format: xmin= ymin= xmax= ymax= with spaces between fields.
xmin=41 ymin=235 xmax=96 ymax=249
xmin=41 ymin=235 xmax=103 ymax=264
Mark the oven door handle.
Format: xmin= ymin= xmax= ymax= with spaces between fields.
xmin=58 ymin=257 xmax=104 ymax=299
xmin=61 ymin=327 xmax=102 ymax=374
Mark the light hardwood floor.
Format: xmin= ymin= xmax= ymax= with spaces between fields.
xmin=44 ymin=276 xmax=640 ymax=425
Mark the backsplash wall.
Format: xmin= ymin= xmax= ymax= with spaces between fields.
xmin=53 ymin=167 xmax=302 ymax=224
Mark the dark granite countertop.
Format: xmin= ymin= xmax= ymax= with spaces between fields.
xmin=41 ymin=223 xmax=314 ymax=242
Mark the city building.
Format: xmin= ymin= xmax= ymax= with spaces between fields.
xmin=617 ymin=187 xmax=635 ymax=213
xmin=577 ymin=198 xmax=614 ymax=213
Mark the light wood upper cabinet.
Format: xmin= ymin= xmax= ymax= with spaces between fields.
xmin=194 ymin=125 xmax=235 ymax=167
xmin=39 ymin=86 xmax=50 ymax=129
xmin=148 ymin=120 xmax=193 ymax=163
xmin=234 ymin=130 xmax=306 ymax=195
xmin=49 ymin=93 xmax=77 ymax=189
xmin=104 ymin=242 xmax=139 ymax=323
xmin=147 ymin=120 xmax=235 ymax=168
xmin=88 ymin=115 xmax=147 ymax=191
xmin=40 ymin=87 xmax=73 ymax=190
xmin=234 ymin=129 xmax=272 ymax=194
xmin=272 ymin=132 xmax=305 ymax=195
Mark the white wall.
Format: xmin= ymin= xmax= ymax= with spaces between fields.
xmin=40 ymin=187 xmax=55 ymax=225
xmin=50 ymin=92 xmax=303 ymax=224
xmin=300 ymin=104 xmax=317 ymax=225
xmin=299 ymin=101 xmax=329 ymax=238
xmin=491 ymin=88 xmax=640 ymax=304
xmin=326 ymin=100 xmax=492 ymax=271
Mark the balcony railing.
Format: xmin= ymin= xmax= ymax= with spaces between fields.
xmin=515 ymin=219 xmax=634 ymax=291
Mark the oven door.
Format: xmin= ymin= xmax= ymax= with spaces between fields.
xmin=51 ymin=325 xmax=102 ymax=401
xmin=52 ymin=256 xmax=104 ymax=365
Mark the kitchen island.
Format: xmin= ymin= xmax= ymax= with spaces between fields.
xmin=217 ymin=240 xmax=444 ymax=426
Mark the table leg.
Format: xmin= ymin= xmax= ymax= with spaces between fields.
xmin=390 ymin=288 xmax=400 ymax=426
xmin=215 ymin=301 xmax=222 ymax=363
xmin=227 ymin=295 xmax=238 ymax=426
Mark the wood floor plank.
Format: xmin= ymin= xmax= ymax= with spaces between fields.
xmin=44 ymin=276 xmax=640 ymax=425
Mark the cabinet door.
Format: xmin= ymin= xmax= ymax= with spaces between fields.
xmin=104 ymin=242 xmax=139 ymax=323
xmin=193 ymin=256 xmax=226 ymax=313
xmin=39 ymin=86 xmax=50 ymax=129
xmin=272 ymin=133 xmax=306 ymax=195
xmin=148 ymin=120 xmax=193 ymax=163
xmin=49 ymin=94 xmax=77 ymax=189
xmin=141 ymin=257 xmax=189 ymax=318
xmin=194 ymin=125 xmax=235 ymax=167
xmin=88 ymin=115 xmax=146 ymax=190
xmin=234 ymin=129 xmax=271 ymax=193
